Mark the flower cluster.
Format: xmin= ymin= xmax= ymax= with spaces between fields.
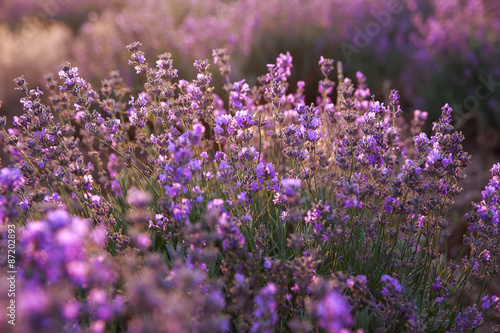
xmin=0 ymin=41 xmax=499 ymax=333
xmin=14 ymin=210 xmax=120 ymax=333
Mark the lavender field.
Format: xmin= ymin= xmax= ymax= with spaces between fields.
xmin=1 ymin=0 xmax=500 ymax=332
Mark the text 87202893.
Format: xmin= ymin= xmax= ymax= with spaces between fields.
xmin=6 ymin=224 xmax=16 ymax=326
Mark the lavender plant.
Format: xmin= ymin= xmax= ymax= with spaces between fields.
xmin=0 ymin=42 xmax=499 ymax=332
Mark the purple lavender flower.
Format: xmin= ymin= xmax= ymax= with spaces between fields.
xmin=252 ymin=283 xmax=278 ymax=333
xmin=383 ymin=196 xmax=399 ymax=214
xmin=295 ymin=103 xmax=322 ymax=144
xmin=281 ymin=178 xmax=301 ymax=194
xmin=319 ymin=56 xmax=334 ymax=77
xmin=11 ymin=209 xmax=121 ymax=331
xmin=256 ymin=162 xmax=277 ymax=186
xmin=265 ymin=62 xmax=288 ymax=109
xmin=453 ymin=307 xmax=482 ymax=332
xmin=234 ymin=109 xmax=256 ymax=129
xmin=127 ymin=41 xmax=148 ymax=74
xmin=276 ymin=52 xmax=293 ymax=78
xmin=431 ymin=277 xmax=444 ymax=292
xmin=0 ymin=167 xmax=24 ymax=222
xmin=19 ymin=197 xmax=31 ymax=211
xmin=126 ymin=187 xmax=152 ymax=208
xmin=230 ymin=80 xmax=250 ymax=110
xmin=481 ymin=295 xmax=500 ymax=311
xmin=155 ymin=52 xmax=178 ymax=81
xmin=128 ymin=92 xmax=149 ymax=128
xmin=218 ymin=212 xmax=246 ymax=251
xmin=58 ymin=64 xmax=86 ymax=95
xmin=214 ymin=114 xmax=236 ymax=137
xmin=315 ymin=291 xmax=353 ymax=333
xmin=305 ymin=201 xmax=330 ymax=224
xmin=380 ymin=275 xmax=404 ymax=297
xmin=90 ymin=195 xmax=103 ymax=207
xmin=263 ymin=257 xmax=272 ymax=269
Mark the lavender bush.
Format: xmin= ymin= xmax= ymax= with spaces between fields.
xmin=0 ymin=42 xmax=499 ymax=332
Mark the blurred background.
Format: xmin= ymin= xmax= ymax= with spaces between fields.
xmin=1 ymin=0 xmax=499 ymax=140
xmin=1 ymin=0 xmax=500 ymax=223
xmin=0 ymin=0 xmax=500 ymax=329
